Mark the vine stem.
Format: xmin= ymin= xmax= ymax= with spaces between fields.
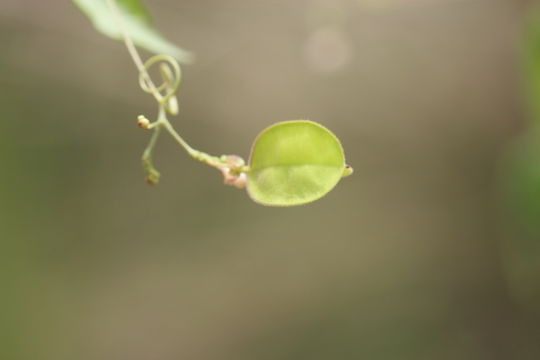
xmin=105 ymin=0 xmax=162 ymax=103
xmin=106 ymin=0 xmax=248 ymax=186
xmin=105 ymin=0 xmax=201 ymax=160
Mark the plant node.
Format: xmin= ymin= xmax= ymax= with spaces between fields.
xmin=217 ymin=155 xmax=248 ymax=188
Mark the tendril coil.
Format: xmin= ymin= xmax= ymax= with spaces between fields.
xmin=138 ymin=54 xmax=182 ymax=110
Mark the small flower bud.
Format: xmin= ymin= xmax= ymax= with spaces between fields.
xmin=342 ymin=164 xmax=353 ymax=177
xmin=220 ymin=167 xmax=247 ymax=189
xmin=233 ymin=173 xmax=247 ymax=189
xmin=137 ymin=115 xmax=151 ymax=129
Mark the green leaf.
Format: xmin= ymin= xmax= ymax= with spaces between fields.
xmin=247 ymin=120 xmax=348 ymax=206
xmin=71 ymin=0 xmax=194 ymax=63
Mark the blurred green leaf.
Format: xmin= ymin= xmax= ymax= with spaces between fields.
xmin=523 ymin=4 xmax=540 ymax=122
xmin=247 ymin=120 xmax=346 ymax=206
xmin=503 ymin=133 xmax=540 ymax=232
xmin=71 ymin=0 xmax=194 ymax=63
xmin=509 ymin=4 xmax=540 ymax=227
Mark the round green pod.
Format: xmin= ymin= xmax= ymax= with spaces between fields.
xmin=247 ymin=120 xmax=346 ymax=206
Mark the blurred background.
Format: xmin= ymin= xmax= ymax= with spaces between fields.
xmin=1 ymin=0 xmax=540 ymax=359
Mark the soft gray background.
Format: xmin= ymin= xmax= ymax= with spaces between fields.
xmin=1 ymin=0 xmax=539 ymax=359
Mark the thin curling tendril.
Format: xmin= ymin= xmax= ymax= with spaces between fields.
xmin=138 ymin=55 xmax=181 ymax=106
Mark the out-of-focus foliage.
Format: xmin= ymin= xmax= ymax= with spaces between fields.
xmin=524 ymin=4 xmax=540 ymax=122
xmin=498 ymin=2 xmax=540 ymax=321
xmin=504 ymin=134 xmax=540 ymax=231
xmin=505 ymin=3 xmax=540 ymax=230
xmin=71 ymin=0 xmax=193 ymax=63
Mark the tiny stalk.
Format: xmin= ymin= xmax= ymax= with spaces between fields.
xmin=106 ymin=0 xmax=247 ymax=187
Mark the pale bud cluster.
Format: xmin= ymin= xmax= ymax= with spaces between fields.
xmin=218 ymin=155 xmax=248 ymax=189
xmin=137 ymin=115 xmax=151 ymax=129
xmin=221 ymin=168 xmax=247 ymax=189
